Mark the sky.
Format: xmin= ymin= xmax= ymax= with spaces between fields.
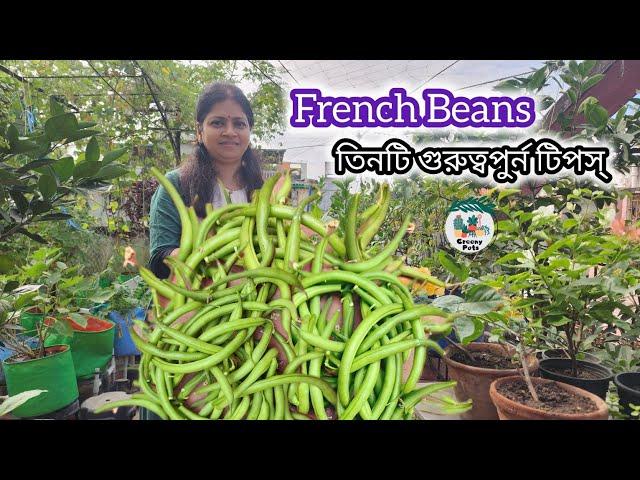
xmin=251 ymin=60 xmax=551 ymax=178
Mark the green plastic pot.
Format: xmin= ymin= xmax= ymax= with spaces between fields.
xmin=19 ymin=307 xmax=44 ymax=337
xmin=45 ymin=316 xmax=115 ymax=380
xmin=3 ymin=344 xmax=79 ymax=418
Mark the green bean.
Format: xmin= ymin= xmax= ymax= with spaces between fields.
xmin=240 ymin=374 xmax=337 ymax=406
xmin=179 ymin=405 xmax=209 ymax=420
xmin=240 ymin=215 xmax=260 ymax=270
xmin=302 ymin=271 xmax=392 ymax=305
xmin=345 ymin=193 xmax=363 ymax=261
xmin=198 ymin=402 xmax=215 ymax=418
xmin=400 ymin=381 xmax=457 ymax=412
xmin=293 ymin=284 xmax=342 ymax=308
xmin=210 ymin=366 xmax=234 ymax=408
xmin=341 ymin=359 xmax=381 ymax=420
xmin=182 ymin=303 xmax=238 ymax=337
xmin=257 ymin=395 xmax=270 ymax=420
xmin=371 ymin=348 xmax=397 ymax=419
xmin=404 ymin=312 xmax=428 ymax=394
xmin=315 ymin=293 xmax=334 ymax=335
xmin=151 ymin=167 xmax=193 ymax=262
xmin=234 ymin=349 xmax=279 ymax=399
xmin=152 ymin=329 xmax=249 ymax=374
xmin=398 ymin=265 xmax=447 ymax=288
xmin=363 ymin=271 xmax=413 ymax=305
xmin=341 ymin=217 xmax=411 ymax=273
xmin=131 ymin=330 xmax=209 ymax=361
xmin=187 ymin=205 xmax=200 ymax=253
xmin=351 ymin=338 xmax=432 ymax=372
xmin=257 ymin=172 xmax=281 ymax=267
xmin=196 ymin=203 xmax=245 ymax=247
xmin=185 ymin=227 xmax=242 ymax=270
xmin=263 ymin=358 xmax=278 ymax=412
xmin=94 ymin=398 xmax=169 ymax=420
xmin=225 ymin=204 xmax=346 ymax=258
xmin=273 ymin=372 xmax=286 ymax=419
xmin=380 ymin=353 xmax=403 ymax=420
xmin=202 ymin=267 xmax=301 ymax=293
xmin=390 ymin=408 xmax=405 ymax=420
xmin=284 ymin=352 xmax=325 ymax=374
xmin=156 ymin=322 xmax=224 ymax=355
xmin=310 ymin=236 xmax=331 ymax=318
xmin=177 ymin=371 xmax=208 ymax=400
xmin=293 ymin=326 xmax=345 ymax=352
xmin=341 ymin=292 xmax=354 ymax=337
xmin=274 ymin=170 xmax=292 ymax=204
xmin=226 ymin=396 xmax=251 ymax=420
xmin=199 ymin=318 xmax=266 ymax=343
xmin=353 ymin=285 xmax=382 ymax=309
xmin=337 ymin=303 xmax=403 ymax=406
xmin=140 ymin=267 xmax=176 ymax=301
xmin=357 ymin=305 xmax=448 ymax=354
xmin=276 ymin=218 xmax=287 ymax=250
xmin=246 ymin=392 xmax=264 ymax=420
xmin=154 ymin=366 xmax=184 ymax=420
xmin=358 ymin=183 xmax=390 ymax=252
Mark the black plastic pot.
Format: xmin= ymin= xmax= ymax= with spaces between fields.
xmin=539 ymin=359 xmax=613 ymax=399
xmin=542 ymin=349 xmax=601 ymax=364
xmin=614 ymin=372 xmax=640 ymax=417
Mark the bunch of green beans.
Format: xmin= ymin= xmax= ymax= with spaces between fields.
xmin=96 ymin=168 xmax=463 ymax=420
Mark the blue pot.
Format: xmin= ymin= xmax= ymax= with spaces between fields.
xmin=0 ymin=346 xmax=13 ymax=385
xmin=430 ymin=331 xmax=487 ymax=357
xmin=109 ymin=308 xmax=145 ymax=357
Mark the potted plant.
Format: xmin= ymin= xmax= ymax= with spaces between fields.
xmin=6 ymin=248 xmax=115 ymax=382
xmin=0 ymin=282 xmax=79 ymax=418
xmin=485 ymin=180 xmax=640 ymax=399
xmin=433 ymin=283 xmax=539 ymax=420
xmin=481 ymin=304 xmax=610 ymax=420
xmin=102 ymin=279 xmax=149 ymax=357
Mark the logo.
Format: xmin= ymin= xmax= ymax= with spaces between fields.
xmin=445 ymin=197 xmax=496 ymax=253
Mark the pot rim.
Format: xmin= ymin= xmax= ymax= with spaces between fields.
xmin=614 ymin=372 xmax=640 ymax=395
xmin=443 ymin=342 xmax=538 ymax=374
xmin=542 ymin=349 xmax=600 ymax=360
xmin=490 ymin=375 xmax=609 ymax=420
xmin=2 ymin=343 xmax=70 ymax=366
xmin=538 ymin=358 xmax=613 ymax=382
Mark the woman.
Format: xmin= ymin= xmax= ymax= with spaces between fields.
xmin=148 ymin=82 xmax=264 ymax=279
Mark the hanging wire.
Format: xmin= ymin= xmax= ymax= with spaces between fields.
xmin=409 ymin=60 xmax=462 ymax=94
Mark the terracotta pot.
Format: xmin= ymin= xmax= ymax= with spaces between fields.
xmin=443 ymin=343 xmax=538 ymax=420
xmin=489 ymin=376 xmax=609 ymax=420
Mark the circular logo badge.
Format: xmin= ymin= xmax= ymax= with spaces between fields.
xmin=445 ymin=198 xmax=495 ymax=253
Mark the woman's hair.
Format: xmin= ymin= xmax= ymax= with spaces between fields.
xmin=179 ymin=82 xmax=263 ymax=217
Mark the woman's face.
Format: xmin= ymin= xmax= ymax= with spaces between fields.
xmin=198 ymin=99 xmax=251 ymax=166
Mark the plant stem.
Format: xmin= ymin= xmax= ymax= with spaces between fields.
xmin=518 ymin=343 xmax=539 ymax=402
xmin=444 ymin=336 xmax=475 ymax=365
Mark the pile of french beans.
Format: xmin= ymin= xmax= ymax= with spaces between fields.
xmin=96 ymin=167 xmax=463 ymax=420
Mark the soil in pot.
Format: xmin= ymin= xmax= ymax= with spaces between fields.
xmin=544 ymin=366 xmax=604 ymax=380
xmin=543 ymin=349 xmax=600 ymax=364
xmin=490 ymin=376 xmax=609 ymax=420
xmin=443 ymin=343 xmax=539 ymax=420
xmin=539 ymin=358 xmax=613 ymax=399
xmin=450 ymin=350 xmax=519 ymax=370
xmin=497 ymin=378 xmax=598 ymax=415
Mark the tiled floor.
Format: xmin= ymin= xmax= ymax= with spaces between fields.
xmin=414 ymin=382 xmax=463 ymax=420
